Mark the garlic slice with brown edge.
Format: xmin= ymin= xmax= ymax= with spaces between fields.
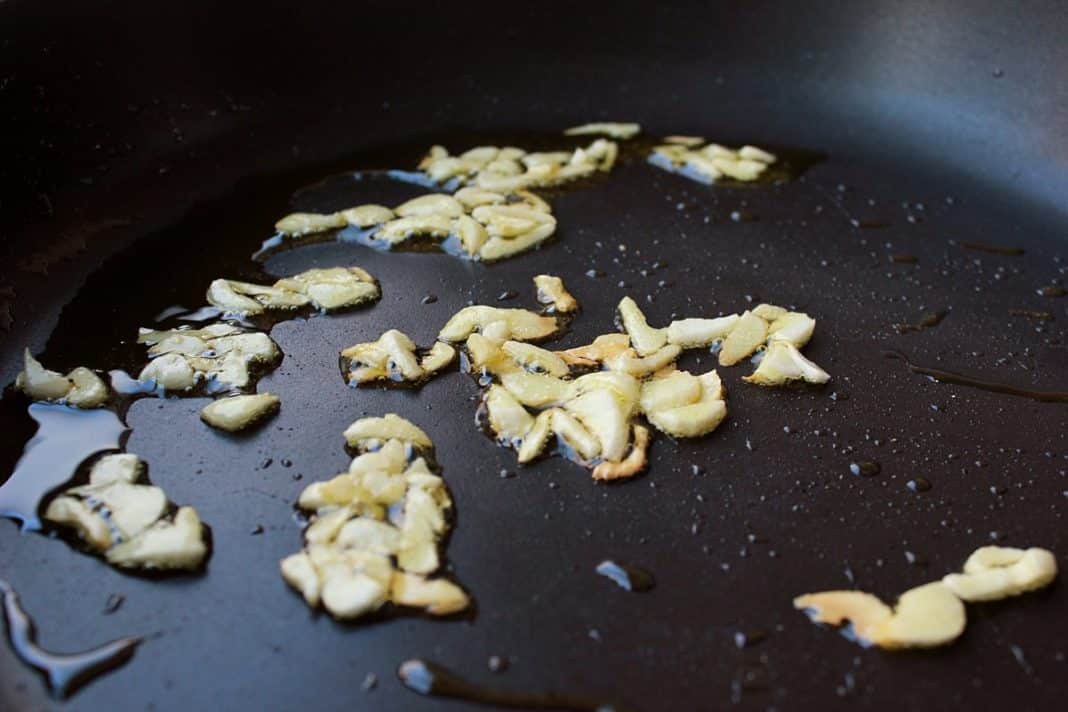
xmin=744 ymin=341 xmax=830 ymax=386
xmin=533 ymin=274 xmax=579 ymax=313
xmin=942 ymin=546 xmax=1057 ymax=602
xmin=592 ymin=424 xmax=650 ymax=481
xmin=200 ymin=393 xmax=280 ymax=432
xmin=796 ymin=582 xmax=966 ymax=649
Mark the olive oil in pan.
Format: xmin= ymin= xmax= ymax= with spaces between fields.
xmin=595 ymin=560 xmax=655 ymax=592
xmin=884 ymin=350 xmax=1068 ymax=403
xmin=0 ymin=403 xmax=127 ymax=531
xmin=398 ymin=659 xmax=633 ymax=712
xmin=0 ymin=579 xmax=140 ymax=698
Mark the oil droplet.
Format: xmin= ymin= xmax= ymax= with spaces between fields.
xmin=421 ymin=294 xmax=438 ymax=305
xmin=488 ymin=655 xmax=509 ymax=673
xmin=397 ymin=659 xmax=627 ymax=711
xmin=733 ymin=630 xmax=768 ymax=648
xmin=0 ymin=404 xmax=128 ymax=531
xmin=0 ymin=580 xmax=140 ymax=698
xmin=906 ymin=477 xmax=932 ymax=493
xmin=849 ymin=461 xmax=880 ymax=477
xmin=595 ymin=560 xmax=655 ymax=592
xmin=1037 ymin=285 xmax=1066 ymax=298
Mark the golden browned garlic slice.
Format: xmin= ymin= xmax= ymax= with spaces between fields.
xmin=44 ymin=453 xmax=209 ymax=571
xmin=280 ymin=414 xmax=469 ymax=620
xmin=649 ymin=140 xmax=776 ymax=184
xmin=15 ymin=349 xmax=109 ymax=408
xmin=795 ymin=582 xmax=966 ymax=649
xmin=200 ymin=393 xmax=281 ymax=432
xmin=564 ymin=122 xmax=641 ymax=140
xmin=942 ymin=546 xmax=1058 ymax=602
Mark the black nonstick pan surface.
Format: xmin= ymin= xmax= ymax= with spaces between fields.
xmin=2 ymin=1 xmax=1067 ymax=710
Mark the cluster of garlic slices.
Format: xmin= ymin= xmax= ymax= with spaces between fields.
xmin=10 ymin=265 xmax=381 ymax=576
xmin=649 ymin=137 xmax=777 ymax=184
xmin=280 ymin=415 xmax=469 ymax=620
xmin=44 ymin=453 xmax=209 ymax=571
xmin=340 ymin=275 xmax=829 ymax=481
xmin=795 ymin=545 xmax=1058 ymax=649
xmin=270 ymin=187 xmax=559 ymax=263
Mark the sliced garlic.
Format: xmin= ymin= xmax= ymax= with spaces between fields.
xmin=15 ymin=350 xmax=109 ymax=408
xmin=942 ymin=546 xmax=1057 ymax=602
xmin=200 ymin=393 xmax=280 ymax=432
xmin=282 ymin=416 xmax=467 ymax=621
xmin=341 ymin=330 xmax=452 ymax=386
xmin=616 ymin=297 xmax=667 ymax=356
xmin=517 ymin=410 xmax=555 ymax=464
xmin=665 ymin=315 xmax=739 ymax=348
xmin=592 ymin=424 xmax=650 ymax=481
xmin=273 ymin=267 xmax=380 ymax=311
xmin=106 ymin=506 xmax=208 ymax=571
xmin=752 ymin=303 xmax=787 ymax=321
xmin=501 ymin=341 xmax=570 ymax=378
xmin=390 ymin=573 xmax=470 ymax=615
xmin=872 ymin=582 xmax=966 ymax=649
xmin=340 ymin=204 xmax=394 ymax=227
xmin=439 ymin=306 xmax=558 ymax=342
xmin=533 ymin=274 xmax=579 ymax=313
xmin=484 ymin=385 xmax=534 ymax=442
xmin=343 ymin=414 xmax=433 ymax=452
xmin=550 ymin=409 xmax=601 ymax=461
xmin=743 ymin=341 xmax=830 ymax=386
xmin=767 ymin=312 xmax=816 ymax=348
xmin=137 ymin=325 xmax=280 ymax=393
xmin=796 ymin=582 xmax=966 ymax=649
xmin=564 ymin=122 xmax=641 ymax=140
xmin=275 ymin=212 xmax=346 ymax=236
xmin=565 ymin=389 xmax=633 ymax=462
xmin=794 ymin=591 xmax=892 ymax=644
xmin=395 ymin=194 xmax=464 ymax=218
xmin=500 ymin=371 xmax=570 ymax=408
xmin=650 ymin=140 xmax=776 ymax=184
xmin=718 ymin=311 xmax=768 ymax=366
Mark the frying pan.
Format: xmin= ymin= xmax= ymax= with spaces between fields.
xmin=2 ymin=1 xmax=1067 ymax=709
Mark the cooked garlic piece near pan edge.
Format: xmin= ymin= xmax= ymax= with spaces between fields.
xmin=15 ymin=350 xmax=110 ymax=408
xmin=650 ymin=138 xmax=777 ymax=184
xmin=280 ymin=414 xmax=469 ymax=620
xmin=207 ymin=267 xmax=380 ymax=316
xmin=563 ymin=122 xmax=641 ymax=140
xmin=43 ymin=453 xmax=209 ymax=571
xmin=796 ymin=545 xmax=1057 ymax=651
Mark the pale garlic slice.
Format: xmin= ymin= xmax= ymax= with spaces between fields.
xmin=665 ymin=315 xmax=739 ymax=348
xmin=340 ymin=330 xmax=455 ymax=386
xmin=564 ymin=122 xmax=641 ymax=140
xmin=200 ymin=393 xmax=280 ymax=432
xmin=45 ymin=453 xmax=209 ymax=571
xmin=744 ymin=342 xmax=830 ymax=386
xmin=439 ymin=306 xmax=558 ymax=343
xmin=718 ymin=311 xmax=767 ymax=366
xmin=643 ymin=371 xmax=727 ymax=438
xmin=15 ymin=349 xmax=109 ymax=408
xmin=942 ymin=546 xmax=1057 ymax=602
xmin=137 ymin=325 xmax=281 ymax=393
xmin=281 ymin=414 xmax=469 ymax=620
xmin=650 ymin=139 xmax=776 ymax=184
xmin=617 ymin=297 xmax=667 ymax=356
xmin=533 ymin=274 xmax=579 ymax=313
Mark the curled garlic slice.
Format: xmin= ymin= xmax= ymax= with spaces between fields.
xmin=942 ymin=546 xmax=1057 ymax=602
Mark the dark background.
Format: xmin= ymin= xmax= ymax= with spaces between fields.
xmin=1 ymin=1 xmax=1067 ymax=710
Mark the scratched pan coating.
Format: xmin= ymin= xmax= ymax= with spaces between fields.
xmin=1 ymin=2 xmax=1067 ymax=710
